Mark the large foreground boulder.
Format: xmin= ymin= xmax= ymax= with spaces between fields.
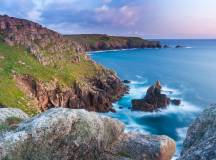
xmin=0 ymin=108 xmax=29 ymax=124
xmin=132 ymin=81 xmax=181 ymax=112
xmin=0 ymin=108 xmax=176 ymax=160
xmin=178 ymin=104 xmax=216 ymax=160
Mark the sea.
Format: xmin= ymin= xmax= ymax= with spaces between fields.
xmin=89 ymin=39 xmax=216 ymax=158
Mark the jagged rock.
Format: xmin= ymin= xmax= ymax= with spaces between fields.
xmin=15 ymin=74 xmax=127 ymax=113
xmin=0 ymin=108 xmax=29 ymax=124
xmin=178 ymin=104 xmax=216 ymax=160
xmin=132 ymin=81 xmax=181 ymax=112
xmin=0 ymin=108 xmax=176 ymax=160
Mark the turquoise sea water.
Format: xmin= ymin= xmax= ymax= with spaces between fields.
xmin=90 ymin=40 xmax=216 ymax=157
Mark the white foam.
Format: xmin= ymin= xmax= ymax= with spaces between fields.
xmin=176 ymin=127 xmax=188 ymax=143
xmin=89 ymin=48 xmax=138 ymax=54
xmin=135 ymin=75 xmax=143 ymax=79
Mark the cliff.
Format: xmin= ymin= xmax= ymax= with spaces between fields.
xmin=0 ymin=108 xmax=176 ymax=160
xmin=0 ymin=15 xmax=127 ymax=115
xmin=64 ymin=34 xmax=161 ymax=51
xmin=179 ymin=104 xmax=216 ymax=160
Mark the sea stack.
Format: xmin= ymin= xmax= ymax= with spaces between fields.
xmin=132 ymin=80 xmax=181 ymax=112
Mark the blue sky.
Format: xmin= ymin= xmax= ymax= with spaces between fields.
xmin=1 ymin=0 xmax=216 ymax=39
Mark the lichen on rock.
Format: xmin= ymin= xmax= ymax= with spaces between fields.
xmin=0 ymin=108 xmax=176 ymax=160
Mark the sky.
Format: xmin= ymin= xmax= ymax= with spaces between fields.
xmin=0 ymin=0 xmax=216 ymax=39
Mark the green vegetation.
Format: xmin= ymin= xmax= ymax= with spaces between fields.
xmin=65 ymin=34 xmax=145 ymax=43
xmin=64 ymin=34 xmax=160 ymax=51
xmin=64 ymin=34 xmax=146 ymax=47
xmin=117 ymin=151 xmax=131 ymax=158
xmin=0 ymin=116 xmax=23 ymax=133
xmin=0 ymin=42 xmax=103 ymax=115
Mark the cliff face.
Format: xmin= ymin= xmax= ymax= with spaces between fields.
xmin=179 ymin=104 xmax=216 ymax=160
xmin=64 ymin=34 xmax=161 ymax=51
xmin=0 ymin=15 xmax=127 ymax=115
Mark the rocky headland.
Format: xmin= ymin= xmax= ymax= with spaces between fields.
xmin=178 ymin=104 xmax=216 ymax=160
xmin=0 ymin=15 xmax=127 ymax=114
xmin=132 ymin=81 xmax=181 ymax=112
xmin=64 ymin=34 xmax=162 ymax=52
xmin=0 ymin=108 xmax=176 ymax=160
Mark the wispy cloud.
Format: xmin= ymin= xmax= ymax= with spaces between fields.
xmin=0 ymin=0 xmax=216 ymax=38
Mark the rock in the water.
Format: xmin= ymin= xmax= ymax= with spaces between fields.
xmin=175 ymin=45 xmax=184 ymax=48
xmin=123 ymin=80 xmax=131 ymax=84
xmin=0 ymin=108 xmax=176 ymax=160
xmin=132 ymin=80 xmax=181 ymax=112
xmin=171 ymin=99 xmax=181 ymax=106
xmin=0 ymin=108 xmax=29 ymax=124
xmin=178 ymin=104 xmax=216 ymax=160
xmin=163 ymin=45 xmax=170 ymax=48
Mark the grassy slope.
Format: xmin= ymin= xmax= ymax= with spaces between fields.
xmin=0 ymin=42 xmax=102 ymax=115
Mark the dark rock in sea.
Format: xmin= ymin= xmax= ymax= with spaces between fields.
xmin=132 ymin=80 xmax=181 ymax=112
xmin=163 ymin=45 xmax=170 ymax=48
xmin=123 ymin=80 xmax=131 ymax=84
xmin=119 ymin=106 xmax=123 ymax=109
xmin=171 ymin=99 xmax=181 ymax=106
xmin=110 ymin=108 xmax=116 ymax=113
xmin=132 ymin=99 xmax=156 ymax=112
xmin=176 ymin=45 xmax=184 ymax=48
xmin=0 ymin=108 xmax=176 ymax=160
xmin=178 ymin=104 xmax=216 ymax=160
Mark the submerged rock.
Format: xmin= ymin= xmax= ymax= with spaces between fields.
xmin=178 ymin=104 xmax=216 ymax=160
xmin=132 ymin=80 xmax=181 ymax=112
xmin=0 ymin=108 xmax=176 ymax=160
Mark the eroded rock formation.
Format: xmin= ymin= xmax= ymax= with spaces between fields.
xmin=15 ymin=74 xmax=127 ymax=113
xmin=132 ymin=81 xmax=181 ymax=112
xmin=0 ymin=108 xmax=176 ymax=160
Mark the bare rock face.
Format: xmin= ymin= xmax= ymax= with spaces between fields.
xmin=0 ymin=15 xmax=84 ymax=65
xmin=15 ymin=74 xmax=127 ymax=113
xmin=132 ymin=81 xmax=181 ymax=112
xmin=178 ymin=104 xmax=216 ymax=160
xmin=0 ymin=108 xmax=176 ymax=160
xmin=0 ymin=108 xmax=29 ymax=124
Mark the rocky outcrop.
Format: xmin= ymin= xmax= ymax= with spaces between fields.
xmin=0 ymin=108 xmax=29 ymax=124
xmin=15 ymin=74 xmax=127 ymax=112
xmin=0 ymin=15 xmax=127 ymax=113
xmin=178 ymin=104 xmax=216 ymax=160
xmin=64 ymin=34 xmax=162 ymax=51
xmin=0 ymin=15 xmax=85 ymax=65
xmin=132 ymin=81 xmax=181 ymax=112
xmin=0 ymin=108 xmax=176 ymax=160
